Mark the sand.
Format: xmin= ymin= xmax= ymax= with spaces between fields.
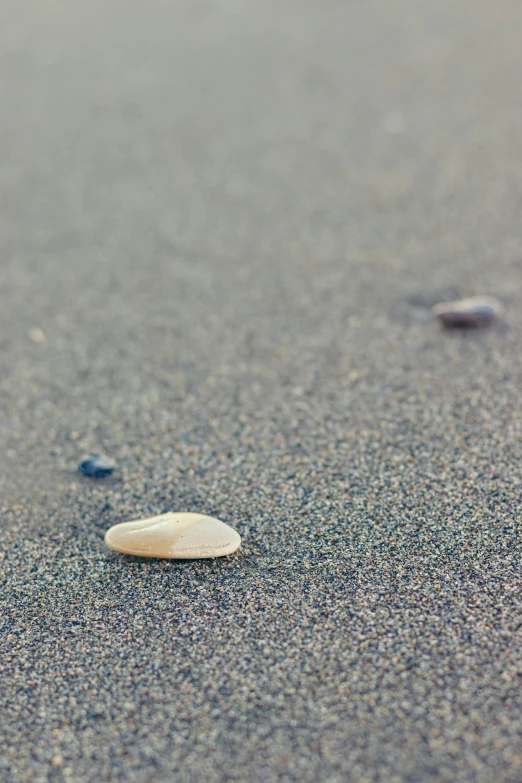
xmin=1 ymin=1 xmax=522 ymax=781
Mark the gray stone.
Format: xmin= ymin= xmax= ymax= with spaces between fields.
xmin=433 ymin=296 xmax=503 ymax=327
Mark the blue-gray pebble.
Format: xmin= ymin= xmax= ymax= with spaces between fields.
xmin=78 ymin=453 xmax=117 ymax=478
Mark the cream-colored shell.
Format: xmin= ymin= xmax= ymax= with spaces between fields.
xmin=104 ymin=512 xmax=241 ymax=559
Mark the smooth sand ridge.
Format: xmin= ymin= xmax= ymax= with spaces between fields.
xmin=104 ymin=512 xmax=242 ymax=558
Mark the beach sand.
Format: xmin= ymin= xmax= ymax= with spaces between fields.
xmin=1 ymin=1 xmax=522 ymax=780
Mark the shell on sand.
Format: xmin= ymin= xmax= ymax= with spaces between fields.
xmin=104 ymin=512 xmax=241 ymax=559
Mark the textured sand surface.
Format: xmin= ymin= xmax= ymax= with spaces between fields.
xmin=1 ymin=1 xmax=522 ymax=781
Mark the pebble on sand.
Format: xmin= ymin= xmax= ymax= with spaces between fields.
xmin=104 ymin=512 xmax=241 ymax=559
xmin=28 ymin=328 xmax=45 ymax=343
xmin=78 ymin=453 xmax=117 ymax=478
xmin=433 ymin=295 xmax=503 ymax=327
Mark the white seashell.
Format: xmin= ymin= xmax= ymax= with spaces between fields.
xmin=104 ymin=512 xmax=241 ymax=559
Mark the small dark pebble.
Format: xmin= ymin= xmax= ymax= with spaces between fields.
xmin=78 ymin=453 xmax=117 ymax=478
xmin=433 ymin=295 xmax=503 ymax=328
